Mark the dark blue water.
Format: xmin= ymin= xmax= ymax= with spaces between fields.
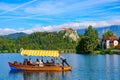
xmin=0 ymin=53 xmax=120 ymax=80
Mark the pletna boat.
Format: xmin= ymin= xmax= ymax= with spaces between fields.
xmin=8 ymin=49 xmax=72 ymax=71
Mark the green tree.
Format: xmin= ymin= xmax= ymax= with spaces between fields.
xmin=118 ymin=37 xmax=120 ymax=43
xmin=102 ymin=30 xmax=114 ymax=38
xmin=76 ymin=36 xmax=94 ymax=53
xmin=84 ymin=25 xmax=99 ymax=49
xmin=76 ymin=25 xmax=99 ymax=53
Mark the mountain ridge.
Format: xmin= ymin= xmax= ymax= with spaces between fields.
xmin=3 ymin=32 xmax=28 ymax=39
xmin=77 ymin=25 xmax=120 ymax=38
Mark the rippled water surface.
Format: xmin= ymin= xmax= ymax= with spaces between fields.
xmin=0 ymin=53 xmax=120 ymax=80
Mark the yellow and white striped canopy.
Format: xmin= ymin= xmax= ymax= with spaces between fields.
xmin=20 ymin=49 xmax=60 ymax=57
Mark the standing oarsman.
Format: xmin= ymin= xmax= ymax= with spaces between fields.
xmin=60 ymin=56 xmax=70 ymax=66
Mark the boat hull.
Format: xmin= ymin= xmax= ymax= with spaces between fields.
xmin=8 ymin=62 xmax=71 ymax=71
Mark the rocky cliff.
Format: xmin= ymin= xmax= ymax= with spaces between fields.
xmin=60 ymin=28 xmax=80 ymax=41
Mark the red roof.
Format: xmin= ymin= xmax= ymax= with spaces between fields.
xmin=103 ymin=36 xmax=118 ymax=41
xmin=61 ymin=28 xmax=71 ymax=31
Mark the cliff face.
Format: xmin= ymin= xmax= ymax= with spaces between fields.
xmin=60 ymin=28 xmax=80 ymax=41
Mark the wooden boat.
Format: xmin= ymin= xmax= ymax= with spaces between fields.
xmin=8 ymin=62 xmax=71 ymax=71
xmin=8 ymin=49 xmax=72 ymax=71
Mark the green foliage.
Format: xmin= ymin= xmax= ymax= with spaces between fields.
xmin=100 ymin=50 xmax=105 ymax=54
xmin=99 ymin=49 xmax=113 ymax=54
xmin=106 ymin=49 xmax=113 ymax=54
xmin=76 ymin=36 xmax=94 ymax=53
xmin=110 ymin=43 xmax=114 ymax=49
xmin=0 ymin=31 xmax=78 ymax=53
xmin=118 ymin=37 xmax=120 ymax=43
xmin=0 ymin=36 xmax=16 ymax=53
xmin=102 ymin=30 xmax=114 ymax=38
xmin=76 ymin=25 xmax=99 ymax=53
xmin=84 ymin=25 xmax=99 ymax=49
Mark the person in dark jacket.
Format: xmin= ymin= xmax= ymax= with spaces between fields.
xmin=60 ymin=56 xmax=70 ymax=66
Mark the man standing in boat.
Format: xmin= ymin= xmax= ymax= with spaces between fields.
xmin=60 ymin=56 xmax=70 ymax=66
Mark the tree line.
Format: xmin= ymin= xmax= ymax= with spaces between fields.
xmin=0 ymin=31 xmax=77 ymax=53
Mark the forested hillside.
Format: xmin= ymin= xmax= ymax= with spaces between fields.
xmin=0 ymin=29 xmax=79 ymax=53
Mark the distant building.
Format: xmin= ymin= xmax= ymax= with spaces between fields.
xmin=102 ymin=36 xmax=118 ymax=49
xmin=61 ymin=28 xmax=71 ymax=31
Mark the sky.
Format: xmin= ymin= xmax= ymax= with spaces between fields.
xmin=0 ymin=0 xmax=120 ymax=35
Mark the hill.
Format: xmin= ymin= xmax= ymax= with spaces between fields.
xmin=0 ymin=29 xmax=79 ymax=53
xmin=3 ymin=32 xmax=28 ymax=39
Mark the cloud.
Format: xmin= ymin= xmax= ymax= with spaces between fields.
xmin=0 ymin=28 xmax=17 ymax=35
xmin=0 ymin=20 xmax=120 ymax=35
xmin=0 ymin=15 xmax=58 ymax=22
xmin=0 ymin=3 xmax=16 ymax=11
xmin=108 ymin=19 xmax=120 ymax=25
xmin=0 ymin=0 xmax=37 ymax=15
xmin=24 ymin=1 xmax=66 ymax=15
xmin=0 ymin=0 xmax=119 ymax=23
xmin=23 ymin=0 xmax=118 ymax=15
xmin=66 ymin=20 xmax=120 ymax=29
xmin=26 ymin=0 xmax=120 ymax=18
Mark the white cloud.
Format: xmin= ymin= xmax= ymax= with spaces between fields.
xmin=58 ymin=21 xmax=111 ymax=29
xmin=0 ymin=28 xmax=17 ymax=35
xmin=108 ymin=19 xmax=120 ymax=25
xmin=0 ymin=0 xmax=119 ymax=23
xmin=0 ymin=20 xmax=120 ymax=35
xmin=0 ymin=3 xmax=16 ymax=11
xmin=24 ymin=1 xmax=66 ymax=15
xmin=0 ymin=0 xmax=37 ymax=15
xmin=23 ymin=0 xmax=118 ymax=15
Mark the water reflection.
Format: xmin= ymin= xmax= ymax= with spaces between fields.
xmin=105 ymin=54 xmax=120 ymax=80
xmin=9 ymin=70 xmax=71 ymax=80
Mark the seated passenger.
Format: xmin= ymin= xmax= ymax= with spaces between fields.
xmin=35 ymin=59 xmax=39 ymax=66
xmin=51 ymin=59 xmax=55 ymax=64
xmin=35 ymin=59 xmax=44 ymax=67
xmin=14 ymin=61 xmax=19 ymax=65
xmin=41 ymin=59 xmax=44 ymax=64
xmin=28 ymin=58 xmax=33 ymax=65
xmin=23 ymin=58 xmax=28 ymax=65
xmin=39 ymin=59 xmax=44 ymax=67
xmin=29 ymin=58 xmax=32 ymax=63
xmin=46 ymin=60 xmax=49 ymax=64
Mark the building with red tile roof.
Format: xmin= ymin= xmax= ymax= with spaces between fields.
xmin=61 ymin=28 xmax=72 ymax=31
xmin=102 ymin=36 xmax=118 ymax=49
xmin=102 ymin=36 xmax=118 ymax=41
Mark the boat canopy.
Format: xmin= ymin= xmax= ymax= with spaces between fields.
xmin=21 ymin=49 xmax=60 ymax=57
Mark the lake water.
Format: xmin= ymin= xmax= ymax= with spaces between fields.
xmin=0 ymin=53 xmax=120 ymax=80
